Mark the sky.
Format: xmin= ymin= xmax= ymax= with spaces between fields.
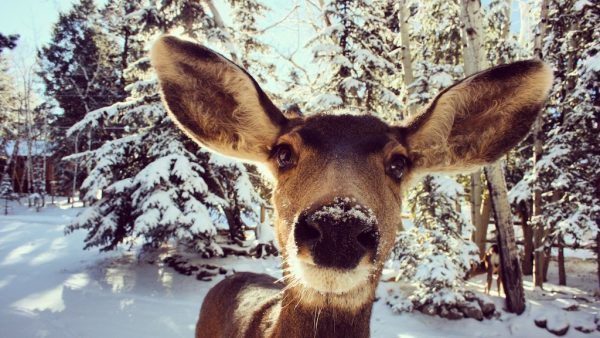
xmin=0 ymin=0 xmax=523 ymax=96
xmin=0 ymin=0 xmax=76 ymax=60
xmin=0 ymin=0 xmax=522 ymax=63
xmin=0 ymin=0 xmax=315 ymax=92
xmin=0 ymin=0 xmax=314 ymax=64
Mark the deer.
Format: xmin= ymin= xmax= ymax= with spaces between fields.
xmin=150 ymin=35 xmax=552 ymax=338
xmin=483 ymin=244 xmax=503 ymax=295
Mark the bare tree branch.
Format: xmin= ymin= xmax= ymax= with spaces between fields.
xmin=258 ymin=5 xmax=300 ymax=34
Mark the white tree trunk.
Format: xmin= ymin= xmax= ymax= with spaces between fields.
xmin=204 ymin=0 xmax=241 ymax=64
xmin=460 ymin=0 xmax=525 ymax=314
xmin=532 ymin=0 xmax=549 ymax=289
xmin=484 ymin=164 xmax=526 ymax=313
xmin=399 ymin=0 xmax=416 ymax=116
xmin=459 ymin=0 xmax=486 ymax=253
xmin=460 ymin=0 xmax=487 ymax=73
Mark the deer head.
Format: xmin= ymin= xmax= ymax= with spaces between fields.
xmin=151 ymin=36 xmax=552 ymax=313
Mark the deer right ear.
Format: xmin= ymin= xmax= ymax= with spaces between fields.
xmin=401 ymin=60 xmax=553 ymax=173
xmin=151 ymin=35 xmax=289 ymax=162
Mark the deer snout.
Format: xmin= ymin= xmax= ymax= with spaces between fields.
xmin=294 ymin=200 xmax=379 ymax=270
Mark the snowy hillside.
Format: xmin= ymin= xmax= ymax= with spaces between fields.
xmin=1 ymin=202 xmax=598 ymax=338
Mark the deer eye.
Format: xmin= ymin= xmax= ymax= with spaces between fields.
xmin=273 ymin=144 xmax=296 ymax=169
xmin=387 ymin=155 xmax=409 ymax=181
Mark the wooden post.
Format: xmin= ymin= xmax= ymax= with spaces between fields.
xmin=558 ymin=236 xmax=566 ymax=285
xmin=484 ymin=164 xmax=526 ymax=314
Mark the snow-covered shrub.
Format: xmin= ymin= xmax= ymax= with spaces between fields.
xmin=65 ymin=0 xmax=273 ymax=255
xmin=394 ymin=175 xmax=478 ymax=307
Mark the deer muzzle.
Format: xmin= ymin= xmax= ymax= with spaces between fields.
xmin=294 ymin=198 xmax=380 ymax=270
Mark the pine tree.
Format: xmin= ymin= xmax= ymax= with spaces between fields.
xmin=66 ymin=0 xmax=269 ymax=256
xmin=483 ymin=0 xmax=521 ymax=65
xmin=307 ymin=0 xmax=401 ymax=120
xmin=0 ymin=171 xmax=15 ymax=215
xmin=39 ymin=0 xmax=124 ymax=127
xmin=38 ymin=0 xmax=126 ymax=194
xmin=505 ymin=0 xmax=544 ymax=277
xmin=378 ymin=0 xmax=487 ymax=315
xmin=538 ymin=0 xmax=600 ymax=286
xmin=395 ymin=176 xmax=477 ymax=309
xmin=0 ymin=33 xmax=18 ymax=53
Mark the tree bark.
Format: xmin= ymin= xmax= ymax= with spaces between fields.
xmin=460 ymin=0 xmax=486 ymax=74
xmin=532 ymin=0 xmax=549 ymax=290
xmin=398 ymin=0 xmax=416 ymax=116
xmin=223 ymin=207 xmax=244 ymax=244
xmin=542 ymin=222 xmax=553 ymax=283
xmin=472 ymin=194 xmax=491 ymax=259
xmin=596 ymin=231 xmax=600 ymax=290
xmin=470 ymin=173 xmax=484 ymax=254
xmin=558 ymin=236 xmax=566 ymax=285
xmin=200 ymin=166 xmax=245 ymax=243
xmin=484 ymin=164 xmax=526 ymax=314
xmin=519 ymin=202 xmax=534 ymax=275
xmin=459 ymin=0 xmax=485 ymax=260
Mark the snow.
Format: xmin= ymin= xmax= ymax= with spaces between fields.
xmin=1 ymin=202 xmax=599 ymax=338
xmin=3 ymin=140 xmax=53 ymax=157
xmin=582 ymin=53 xmax=600 ymax=72
xmin=311 ymin=43 xmax=342 ymax=55
xmin=430 ymin=71 xmax=455 ymax=88
xmin=307 ymin=93 xmax=343 ymax=110
xmin=311 ymin=198 xmax=377 ymax=225
xmin=574 ymin=0 xmax=593 ymax=12
xmin=509 ymin=175 xmax=532 ymax=204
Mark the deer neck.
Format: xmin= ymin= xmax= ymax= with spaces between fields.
xmin=266 ymin=283 xmax=375 ymax=338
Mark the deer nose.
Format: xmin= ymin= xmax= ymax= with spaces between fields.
xmin=294 ymin=200 xmax=379 ymax=270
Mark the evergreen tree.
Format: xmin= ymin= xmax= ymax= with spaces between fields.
xmin=538 ymin=0 xmax=600 ymax=285
xmin=483 ymin=0 xmax=521 ymax=65
xmin=39 ymin=0 xmax=124 ymax=127
xmin=307 ymin=0 xmax=401 ymax=120
xmin=0 ymin=34 xmax=19 ymax=152
xmin=395 ymin=176 xmax=477 ymax=308
xmin=0 ymin=55 xmax=17 ymax=144
xmin=38 ymin=0 xmax=126 ymax=194
xmin=0 ymin=171 xmax=15 ymax=215
xmin=0 ymin=33 xmax=18 ymax=53
xmin=66 ymin=0 xmax=269 ymax=255
xmin=390 ymin=0 xmax=479 ymax=311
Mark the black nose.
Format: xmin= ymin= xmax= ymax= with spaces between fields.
xmin=294 ymin=200 xmax=379 ymax=270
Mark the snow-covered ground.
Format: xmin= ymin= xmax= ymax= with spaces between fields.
xmin=1 ymin=201 xmax=599 ymax=338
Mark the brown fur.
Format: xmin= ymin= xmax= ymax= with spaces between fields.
xmin=484 ymin=244 xmax=503 ymax=295
xmin=151 ymin=36 xmax=287 ymax=161
xmin=150 ymin=35 xmax=553 ymax=338
xmin=401 ymin=60 xmax=553 ymax=173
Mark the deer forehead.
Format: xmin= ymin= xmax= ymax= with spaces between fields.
xmin=279 ymin=114 xmax=407 ymax=157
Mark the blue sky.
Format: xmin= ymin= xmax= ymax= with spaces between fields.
xmin=0 ymin=0 xmax=523 ymax=96
xmin=0 ymin=0 xmax=522 ymax=62
xmin=0 ymin=0 xmax=75 ymax=58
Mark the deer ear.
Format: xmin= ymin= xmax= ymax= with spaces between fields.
xmin=401 ymin=60 xmax=553 ymax=172
xmin=151 ymin=35 xmax=289 ymax=162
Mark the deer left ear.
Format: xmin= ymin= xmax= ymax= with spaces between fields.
xmin=151 ymin=35 xmax=289 ymax=162
xmin=401 ymin=60 xmax=553 ymax=172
